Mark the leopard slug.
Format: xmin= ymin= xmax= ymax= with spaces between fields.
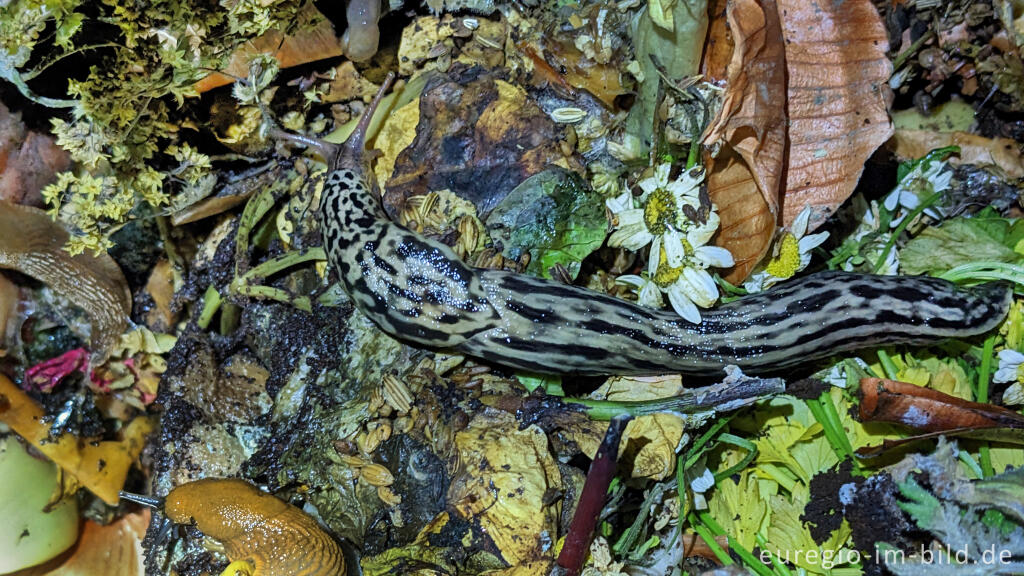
xmin=302 ymin=73 xmax=1012 ymax=377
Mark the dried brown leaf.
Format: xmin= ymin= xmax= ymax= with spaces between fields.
xmin=889 ymin=130 xmax=1024 ymax=178
xmin=778 ymin=0 xmax=893 ymax=229
xmin=859 ymin=377 xmax=1024 ymax=432
xmin=702 ymin=0 xmax=785 ymax=282
xmin=195 ymin=5 xmax=343 ymax=93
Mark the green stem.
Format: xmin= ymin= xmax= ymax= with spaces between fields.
xmin=688 ymin=514 xmax=732 ymax=566
xmin=873 ymin=190 xmax=944 ymax=273
xmin=197 ymin=284 xmax=221 ymax=330
xmin=876 ymin=350 xmax=900 ymax=380
xmin=232 ymin=285 xmax=312 ymax=312
xmin=938 ymin=262 xmax=1024 ymax=289
xmin=697 ymin=511 xmax=775 ymax=576
xmin=892 ymin=29 xmax=936 ymax=72
xmin=977 ymin=334 xmax=996 ymax=477
xmin=710 ymin=434 xmax=757 ymax=481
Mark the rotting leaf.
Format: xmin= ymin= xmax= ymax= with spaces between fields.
xmin=449 ymin=410 xmax=561 ymax=565
xmin=0 ymin=373 xmax=154 ymax=505
xmin=485 ymin=168 xmax=605 ymax=280
xmin=0 ymin=199 xmax=131 ymax=364
xmin=859 ymin=377 xmax=1024 ymax=433
xmin=900 ymin=215 xmax=1024 ymax=276
xmin=194 ymin=4 xmax=343 ymax=93
xmin=384 ymin=69 xmax=577 ymax=218
xmin=889 ymin=130 xmax=1024 ymax=179
xmin=629 ymin=0 xmax=708 ymax=158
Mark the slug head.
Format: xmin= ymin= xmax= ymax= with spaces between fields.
xmin=333 ymin=71 xmax=396 ymax=172
xmin=163 ymin=478 xmax=288 ymax=542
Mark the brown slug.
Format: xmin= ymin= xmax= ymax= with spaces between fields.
xmin=160 ymin=478 xmax=346 ymax=576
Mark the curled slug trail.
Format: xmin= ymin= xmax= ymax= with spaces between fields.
xmin=303 ymin=74 xmax=1013 ymax=378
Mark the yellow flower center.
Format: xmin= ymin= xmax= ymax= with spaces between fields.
xmin=764 ymin=233 xmax=800 ymax=279
xmin=653 ymin=246 xmax=685 ymax=288
xmin=643 ymin=188 xmax=678 ymax=236
xmin=1016 ymin=363 xmax=1024 ymax=383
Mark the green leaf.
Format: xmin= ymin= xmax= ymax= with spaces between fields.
xmin=55 ymin=12 xmax=83 ymax=49
xmin=900 ymin=216 xmax=1024 ymax=276
xmin=896 ymin=145 xmax=959 ymax=182
xmin=485 ymin=168 xmax=605 ymax=280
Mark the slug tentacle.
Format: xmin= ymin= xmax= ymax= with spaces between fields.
xmin=312 ymin=73 xmax=1012 ymax=377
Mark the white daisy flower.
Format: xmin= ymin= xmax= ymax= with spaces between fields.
xmin=883 ymin=159 xmax=951 ymax=226
xmin=606 ymin=163 xmax=704 ymax=259
xmin=743 ymin=205 xmax=830 ymax=292
xmin=840 ymin=201 xmax=899 ymax=275
xmin=994 ymin=349 xmax=1024 ymax=384
xmin=1004 ymin=383 xmax=1024 ymax=406
xmin=618 ymin=237 xmax=733 ymax=324
xmin=608 ymin=163 xmax=733 ymax=323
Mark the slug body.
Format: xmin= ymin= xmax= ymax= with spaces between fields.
xmin=164 ymin=479 xmax=346 ymax=576
xmin=0 ymin=199 xmax=131 ymax=364
xmin=317 ymin=76 xmax=1012 ymax=377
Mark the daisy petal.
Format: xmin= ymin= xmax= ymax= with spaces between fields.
xmin=615 ymin=274 xmax=647 ymax=288
xmin=637 ymin=280 xmax=664 ymax=308
xmin=648 ymin=235 xmax=663 ymax=276
xmin=605 ymin=192 xmax=633 ymax=214
xmin=653 ymin=162 xmax=671 ymax=186
xmin=680 ymin=267 xmax=719 ymax=307
xmin=798 ymin=231 xmax=830 ymax=253
xmin=1003 ymin=382 xmax=1024 ymax=406
xmin=694 ymin=245 xmax=734 ymax=268
xmin=999 ymin=349 xmax=1024 ymax=364
xmin=609 ymin=226 xmax=653 ymax=251
xmin=666 ymin=285 xmax=701 ymax=324
xmin=792 ymin=205 xmax=812 ymax=238
xmin=995 ymin=366 xmax=1019 ymax=384
xmin=663 ymin=229 xmax=686 ymax=268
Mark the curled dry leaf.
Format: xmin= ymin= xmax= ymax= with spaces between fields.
xmin=703 ymin=0 xmax=893 ymax=280
xmin=889 ymin=130 xmax=1024 ymax=178
xmin=0 ymin=200 xmax=131 ymax=363
xmin=778 ymin=0 xmax=893 ymax=230
xmin=384 ymin=68 xmax=577 ymax=218
xmin=702 ymin=0 xmax=785 ymax=282
xmin=194 ymin=4 xmax=343 ymax=93
xmin=859 ymin=377 xmax=1024 ymax=432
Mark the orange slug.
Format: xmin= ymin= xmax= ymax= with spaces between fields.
xmin=164 ymin=478 xmax=346 ymax=576
xmin=0 ymin=199 xmax=131 ymax=364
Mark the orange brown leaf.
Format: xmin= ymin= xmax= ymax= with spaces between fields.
xmin=702 ymin=0 xmax=785 ymax=281
xmin=859 ymin=377 xmax=1024 ymax=433
xmin=777 ymin=0 xmax=893 ymax=230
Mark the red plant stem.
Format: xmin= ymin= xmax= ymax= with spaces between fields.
xmin=556 ymin=414 xmax=632 ymax=576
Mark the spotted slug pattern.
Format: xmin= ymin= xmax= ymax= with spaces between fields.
xmin=317 ymin=75 xmax=1012 ymax=377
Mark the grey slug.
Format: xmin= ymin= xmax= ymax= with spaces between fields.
xmin=282 ymin=73 xmax=1012 ymax=377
